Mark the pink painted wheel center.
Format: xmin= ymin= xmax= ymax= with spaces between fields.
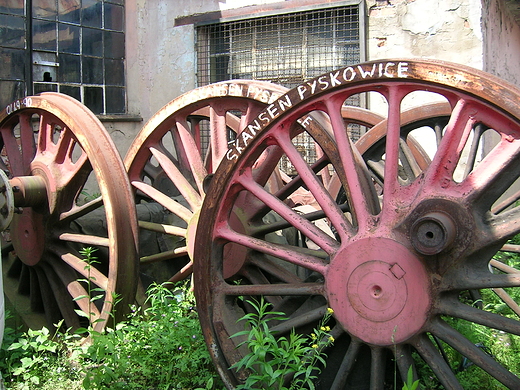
xmin=327 ymin=237 xmax=430 ymax=346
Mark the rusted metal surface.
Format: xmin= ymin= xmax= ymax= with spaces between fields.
xmin=124 ymin=80 xmax=289 ymax=287
xmin=124 ymin=79 xmax=388 ymax=289
xmin=194 ymin=59 xmax=520 ymax=389
xmin=0 ymin=93 xmax=139 ymax=332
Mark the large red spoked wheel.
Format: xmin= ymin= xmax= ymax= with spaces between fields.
xmin=124 ymin=80 xmax=288 ymax=286
xmin=124 ymin=80 xmax=383 ymax=287
xmin=1 ymin=93 xmax=138 ymax=332
xmin=194 ymin=59 xmax=520 ymax=389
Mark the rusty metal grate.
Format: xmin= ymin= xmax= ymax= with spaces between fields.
xmin=196 ymin=6 xmax=361 ymax=88
xmin=196 ymin=5 xmax=362 ymax=172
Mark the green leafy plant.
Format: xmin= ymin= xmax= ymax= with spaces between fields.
xmin=80 ymin=281 xmax=223 ymax=389
xmin=73 ymin=247 xmax=105 ymax=332
xmin=0 ymin=316 xmax=82 ymax=389
xmin=80 ymin=190 xmax=102 ymax=204
xmin=402 ymin=366 xmax=419 ymax=390
xmin=230 ymin=297 xmax=334 ymax=390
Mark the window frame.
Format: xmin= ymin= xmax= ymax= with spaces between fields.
xmin=192 ymin=0 xmax=366 ymax=88
xmin=0 ymin=0 xmax=126 ymax=115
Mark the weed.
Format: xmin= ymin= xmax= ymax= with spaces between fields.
xmin=73 ymin=247 xmax=107 ymax=333
xmin=402 ymin=366 xmax=419 ymax=390
xmin=0 ymin=315 xmax=82 ymax=389
xmin=80 ymin=281 xmax=224 ymax=389
xmin=230 ymin=297 xmax=334 ymax=390
xmin=1 ymin=282 xmax=224 ymax=390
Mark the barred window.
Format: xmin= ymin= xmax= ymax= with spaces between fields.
xmin=0 ymin=0 xmax=125 ymax=115
xmin=196 ymin=4 xmax=363 ymax=173
xmin=196 ymin=6 xmax=361 ymax=88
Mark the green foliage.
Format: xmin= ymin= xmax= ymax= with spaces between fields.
xmin=73 ymin=247 xmax=108 ymax=333
xmin=0 ymin=282 xmax=223 ymax=390
xmin=230 ymin=297 xmax=335 ymax=390
xmin=79 ymin=190 xmax=102 ymax=204
xmin=0 ymin=316 xmax=82 ymax=389
xmin=80 ymin=282 xmax=224 ymax=390
xmin=402 ymin=366 xmax=419 ymax=390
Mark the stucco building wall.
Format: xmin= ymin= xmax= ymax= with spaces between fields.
xmin=482 ymin=0 xmax=520 ymax=87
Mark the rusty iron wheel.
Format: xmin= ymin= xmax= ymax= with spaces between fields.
xmin=1 ymin=93 xmax=139 ymax=332
xmin=124 ymin=80 xmax=384 ymax=288
xmin=194 ymin=59 xmax=520 ymax=389
xmin=124 ymin=80 xmax=288 ymax=287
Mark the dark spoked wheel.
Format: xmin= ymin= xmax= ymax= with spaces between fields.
xmin=1 ymin=93 xmax=138 ymax=332
xmin=194 ymin=59 xmax=520 ymax=389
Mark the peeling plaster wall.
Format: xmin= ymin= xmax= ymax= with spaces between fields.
xmin=367 ymin=0 xmax=483 ymax=66
xmin=109 ymin=0 xmax=219 ymax=155
xmin=366 ymin=0 xmax=483 ymax=113
xmin=482 ymin=0 xmax=520 ymax=87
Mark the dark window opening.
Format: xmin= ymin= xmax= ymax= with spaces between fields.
xmin=0 ymin=0 xmax=126 ymax=114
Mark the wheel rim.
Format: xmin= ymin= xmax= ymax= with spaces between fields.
xmin=1 ymin=93 xmax=138 ymax=332
xmin=124 ymin=80 xmax=288 ymax=286
xmin=194 ymin=60 xmax=520 ymax=389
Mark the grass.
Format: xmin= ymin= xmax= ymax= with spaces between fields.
xmin=0 ymin=281 xmax=224 ymax=390
xmin=3 ymin=235 xmax=520 ymax=389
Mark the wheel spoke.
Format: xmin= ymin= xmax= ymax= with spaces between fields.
xmin=39 ymin=262 xmax=82 ymax=330
xmin=382 ymin=85 xmax=407 ymax=203
xmin=140 ymin=247 xmax=188 ymax=264
xmin=138 ymin=220 xmax=187 ymax=237
xmin=174 ymin=118 xmax=207 ymax=194
xmin=131 ymin=180 xmax=193 ymax=223
xmin=220 ymin=282 xmax=325 ymax=296
xmin=58 ymin=232 xmax=110 ymax=248
xmin=394 ymin=344 xmax=418 ymax=384
xmin=59 ymin=196 xmax=104 ymax=222
xmin=330 ymin=339 xmax=363 ymax=390
xmin=438 ymin=295 xmax=520 ymax=335
xmin=269 ymin=305 xmax=327 ymax=335
xmin=325 ymin=99 xmax=378 ymax=230
xmin=20 ymin=113 xmax=37 ymax=170
xmin=48 ymin=259 xmax=102 ymax=325
xmin=274 ymin=130 xmax=355 ymax=241
xmin=465 ymin=139 xmax=520 ymax=210
xmin=413 ymin=332 xmax=463 ymax=390
xmin=1 ymin=118 xmax=24 ymax=175
xmin=420 ymin=99 xmax=475 ymax=193
xmin=370 ymin=347 xmax=386 ymax=390
xmin=49 ymin=245 xmax=109 ymax=291
xmin=237 ymin=174 xmax=339 ymax=254
xmin=149 ymin=145 xmax=202 ymax=210
xmin=442 ymin=267 xmax=520 ymax=290
xmin=217 ymin=227 xmax=328 ymax=274
xmin=248 ymin=254 xmax=304 ymax=284
xmin=209 ymin=104 xmax=229 ymax=170
xmin=430 ymin=317 xmax=520 ymax=388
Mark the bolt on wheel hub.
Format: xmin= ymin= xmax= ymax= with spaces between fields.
xmin=411 ymin=211 xmax=456 ymax=255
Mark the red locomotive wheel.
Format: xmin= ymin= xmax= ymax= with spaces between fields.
xmin=124 ymin=80 xmax=384 ymax=288
xmin=1 ymin=93 xmax=139 ymax=332
xmin=194 ymin=59 xmax=520 ymax=389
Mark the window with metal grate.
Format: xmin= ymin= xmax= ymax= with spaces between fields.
xmin=196 ymin=4 xmax=364 ymax=173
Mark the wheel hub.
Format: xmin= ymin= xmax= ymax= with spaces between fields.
xmin=410 ymin=211 xmax=456 ymax=255
xmin=8 ymin=175 xmax=48 ymax=266
xmin=11 ymin=209 xmax=45 ymax=266
xmin=327 ymin=237 xmax=430 ymax=346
